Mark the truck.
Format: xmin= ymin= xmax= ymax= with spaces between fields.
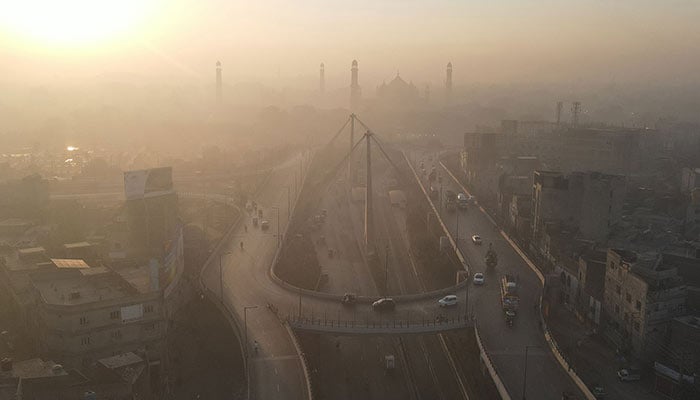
xmin=485 ymin=243 xmax=498 ymax=268
xmin=445 ymin=190 xmax=456 ymax=211
xmin=500 ymin=274 xmax=519 ymax=314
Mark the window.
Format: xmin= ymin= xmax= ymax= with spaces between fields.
xmin=615 ymin=305 xmax=620 ymax=314
xmin=615 ymin=285 xmax=621 ymax=295
xmin=626 ymin=293 xmax=632 ymax=303
xmin=635 ymin=300 xmax=641 ymax=311
xmin=110 ymin=310 xmax=120 ymax=320
xmin=79 ymin=316 xmax=88 ymax=325
xmin=81 ymin=337 xmax=91 ymax=346
xmin=633 ymin=322 xmax=640 ymax=332
xmin=111 ymin=330 xmax=122 ymax=340
xmin=624 ymin=313 xmax=629 ymax=323
xmin=610 ymin=261 xmax=616 ymax=270
xmin=144 ymin=305 xmax=154 ymax=313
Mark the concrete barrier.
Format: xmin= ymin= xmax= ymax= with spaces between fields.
xmin=285 ymin=323 xmax=314 ymax=400
xmin=474 ymin=324 xmax=512 ymax=400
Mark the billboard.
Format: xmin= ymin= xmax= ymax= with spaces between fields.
xmin=124 ymin=167 xmax=173 ymax=200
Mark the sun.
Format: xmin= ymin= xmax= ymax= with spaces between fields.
xmin=0 ymin=0 xmax=157 ymax=46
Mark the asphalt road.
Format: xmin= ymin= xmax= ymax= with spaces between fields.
xmin=201 ymin=154 xmax=309 ymax=400
xmin=406 ymin=149 xmax=584 ymax=400
xmin=200 ymin=150 xmax=473 ymax=399
xmin=303 ymin=153 xmax=469 ymax=400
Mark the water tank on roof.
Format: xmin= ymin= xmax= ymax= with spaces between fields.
xmin=84 ymin=391 xmax=97 ymax=400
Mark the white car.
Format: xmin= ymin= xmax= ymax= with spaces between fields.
xmin=471 ymin=235 xmax=482 ymax=245
xmin=438 ymin=295 xmax=458 ymax=307
xmin=473 ymin=272 xmax=485 ymax=285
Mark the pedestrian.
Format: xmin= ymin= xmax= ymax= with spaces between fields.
xmin=244 ymin=224 xmax=248 ymax=233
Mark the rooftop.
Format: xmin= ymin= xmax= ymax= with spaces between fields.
xmin=63 ymin=241 xmax=92 ymax=249
xmin=51 ymin=258 xmax=90 ymax=269
xmin=33 ymin=269 xmax=136 ymax=306
xmin=5 ymin=358 xmax=67 ymax=379
xmin=97 ymin=352 xmax=143 ymax=370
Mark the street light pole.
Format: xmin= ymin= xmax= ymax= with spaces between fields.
xmin=384 ymin=245 xmax=389 ymax=295
xmin=271 ymin=206 xmax=281 ymax=248
xmin=522 ymin=345 xmax=540 ymax=399
xmin=219 ymin=252 xmax=231 ymax=304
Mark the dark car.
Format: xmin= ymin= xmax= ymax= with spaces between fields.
xmin=372 ymin=298 xmax=396 ymax=311
xmin=341 ymin=293 xmax=357 ymax=305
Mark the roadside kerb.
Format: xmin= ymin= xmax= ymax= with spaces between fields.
xmin=440 ymin=160 xmax=596 ymax=400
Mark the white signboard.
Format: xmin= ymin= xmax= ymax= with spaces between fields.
xmin=121 ymin=303 xmax=144 ymax=323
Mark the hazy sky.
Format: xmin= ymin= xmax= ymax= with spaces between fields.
xmin=1 ymin=0 xmax=699 ymax=88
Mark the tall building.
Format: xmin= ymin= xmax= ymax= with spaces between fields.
xmin=319 ymin=62 xmax=325 ymax=94
xmin=603 ymin=249 xmax=687 ymax=359
xmin=350 ymin=59 xmax=361 ymax=111
xmin=215 ymin=61 xmax=222 ymax=104
xmin=445 ymin=62 xmax=453 ymax=102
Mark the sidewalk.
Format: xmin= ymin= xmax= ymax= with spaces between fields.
xmin=547 ymin=302 xmax=660 ymax=400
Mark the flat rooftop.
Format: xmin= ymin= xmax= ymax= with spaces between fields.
xmin=7 ymin=358 xmax=67 ymax=379
xmin=33 ymin=270 xmax=133 ymax=306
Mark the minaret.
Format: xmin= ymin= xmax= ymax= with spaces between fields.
xmin=445 ymin=62 xmax=453 ymax=103
xmin=320 ymin=62 xmax=325 ymax=94
xmin=215 ymin=61 xmax=222 ymax=104
xmin=350 ymin=60 xmax=361 ymax=111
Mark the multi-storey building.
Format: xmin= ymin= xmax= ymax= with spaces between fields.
xmin=30 ymin=260 xmax=164 ymax=369
xmin=603 ymin=249 xmax=687 ymax=358
xmin=532 ymin=170 xmax=626 ymax=243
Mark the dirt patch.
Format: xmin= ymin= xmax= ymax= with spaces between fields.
xmin=275 ymin=234 xmax=321 ymax=290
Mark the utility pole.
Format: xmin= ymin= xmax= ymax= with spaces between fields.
xmin=365 ymin=131 xmax=374 ymax=253
xmin=522 ymin=345 xmax=540 ymax=399
xmin=272 ymin=206 xmax=281 ymax=248
xmin=384 ymin=245 xmax=389 ymax=295
xmin=350 ymin=114 xmax=355 ymax=155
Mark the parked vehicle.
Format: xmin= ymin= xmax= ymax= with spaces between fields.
xmin=261 ymin=220 xmax=270 ymax=230
xmin=617 ymin=368 xmax=641 ymax=382
xmin=473 ymin=272 xmax=485 ymax=285
xmin=500 ymin=274 xmax=519 ymax=315
xmin=457 ymin=193 xmax=469 ymax=209
xmin=341 ymin=293 xmax=357 ymax=305
xmin=438 ymin=295 xmax=458 ymax=307
xmin=372 ymin=298 xmax=396 ymax=311
xmin=471 ymin=235 xmax=482 ymax=245
xmin=252 ymin=217 xmax=259 ymax=227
